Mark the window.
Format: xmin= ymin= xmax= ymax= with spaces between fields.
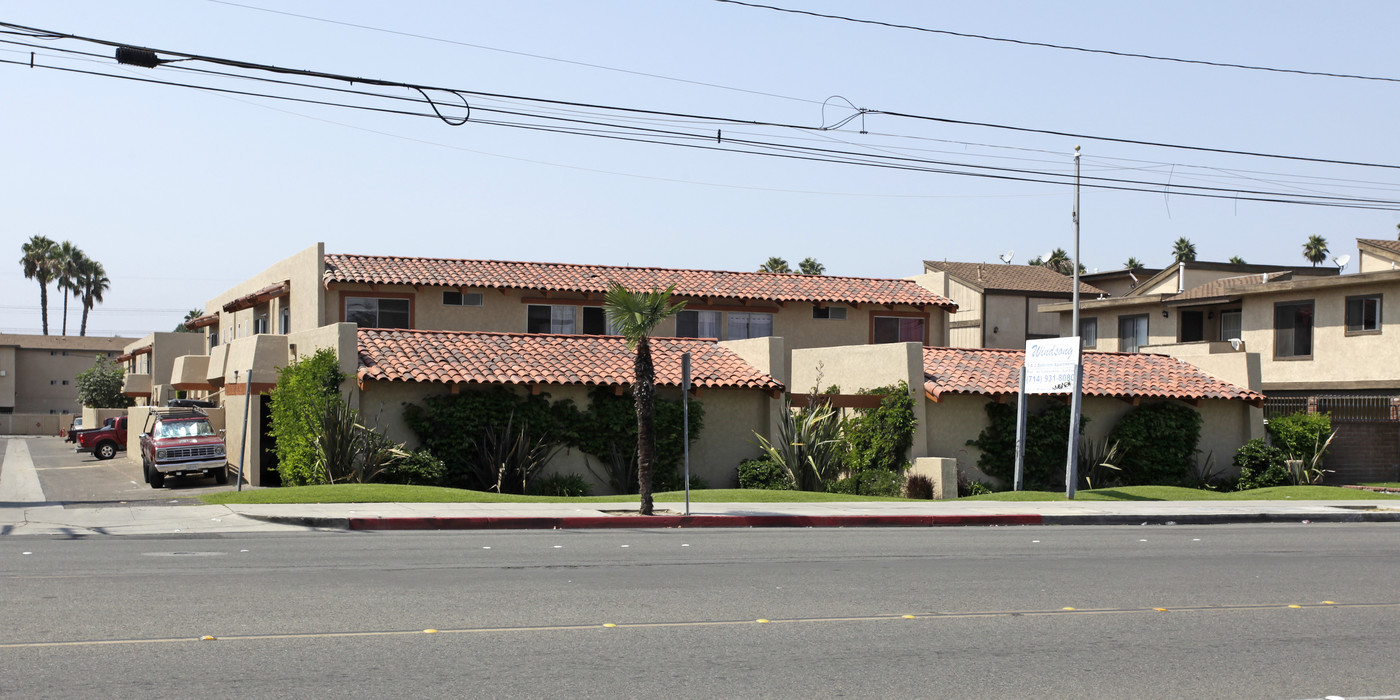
xmin=1220 ymin=309 xmax=1242 ymax=341
xmin=1179 ymin=310 xmax=1204 ymax=343
xmin=208 ymin=331 xmax=218 ymax=352
xmin=676 ymin=309 xmax=721 ymax=339
xmin=345 ymin=297 xmax=411 ymax=329
xmin=873 ymin=316 xmax=924 ymax=344
xmin=62 ymin=380 xmax=69 ymax=386
xmin=253 ymin=315 xmax=268 ymax=335
xmin=812 ymin=305 xmax=847 ymax=320
xmin=1080 ymin=318 xmax=1098 ymax=349
xmin=527 ymin=305 xmax=610 ymax=335
xmin=280 ymin=307 xmax=291 ymax=334
xmin=1274 ymin=300 xmax=1314 ymax=358
xmin=1118 ymin=314 xmax=1149 ymax=352
xmin=50 ymin=380 xmax=57 ymax=385
xmin=62 ymin=351 xmax=69 ymax=356
xmin=728 ymin=312 xmax=774 ymax=340
xmin=1346 ymin=295 xmax=1382 ymax=334
xmin=443 ymin=291 xmax=484 ymax=307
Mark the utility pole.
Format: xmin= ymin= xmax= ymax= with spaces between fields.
xmin=1066 ymin=145 xmax=1083 ymax=500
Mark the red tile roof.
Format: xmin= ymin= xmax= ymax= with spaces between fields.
xmin=922 ymin=346 xmax=1262 ymax=403
xmin=356 ymin=329 xmax=784 ymax=393
xmin=325 ymin=254 xmax=956 ymax=310
xmin=924 ymin=261 xmax=1107 ymax=295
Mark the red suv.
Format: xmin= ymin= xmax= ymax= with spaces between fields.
xmin=139 ymin=409 xmax=228 ymax=488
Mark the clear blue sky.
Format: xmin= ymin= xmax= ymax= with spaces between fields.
xmin=5 ymin=1 xmax=1399 ymax=336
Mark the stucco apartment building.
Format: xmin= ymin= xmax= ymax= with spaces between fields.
xmin=0 ymin=333 xmax=133 ymax=434
xmin=1041 ymin=248 xmax=1400 ymax=482
xmin=913 ymin=261 xmax=1107 ymax=349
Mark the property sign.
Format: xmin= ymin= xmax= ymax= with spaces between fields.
xmin=1024 ymin=337 xmax=1080 ymax=394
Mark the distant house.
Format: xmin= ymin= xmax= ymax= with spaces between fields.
xmin=911 ymin=261 xmax=1106 ymax=349
xmin=0 ymin=333 xmax=133 ymax=435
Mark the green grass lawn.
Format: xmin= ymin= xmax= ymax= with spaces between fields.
xmin=199 ymin=483 xmax=1400 ymax=505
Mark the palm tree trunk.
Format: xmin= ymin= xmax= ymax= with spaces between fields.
xmin=61 ymin=287 xmax=70 ymax=336
xmin=38 ymin=282 xmax=49 ymax=335
xmin=633 ymin=337 xmax=656 ymax=515
xmin=79 ymin=293 xmax=90 ymax=336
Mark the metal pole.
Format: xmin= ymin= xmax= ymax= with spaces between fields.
xmin=1066 ymin=145 xmax=1083 ymax=499
xmin=235 ymin=368 xmax=252 ymax=491
xmin=1014 ymin=366 xmax=1027 ymax=491
xmin=681 ymin=352 xmax=691 ymax=516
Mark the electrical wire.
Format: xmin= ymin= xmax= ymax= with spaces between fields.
xmin=713 ymin=0 xmax=1400 ymax=84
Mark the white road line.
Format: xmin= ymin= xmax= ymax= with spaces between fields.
xmin=0 ymin=438 xmax=46 ymax=503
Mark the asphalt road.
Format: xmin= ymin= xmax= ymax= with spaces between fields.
xmin=2 ymin=525 xmax=1398 ymax=699
xmin=10 ymin=435 xmax=229 ymax=507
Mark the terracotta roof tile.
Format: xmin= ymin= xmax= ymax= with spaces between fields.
xmin=356 ymin=328 xmax=784 ymax=393
xmin=922 ymin=346 xmax=1262 ymax=403
xmin=326 ymin=254 xmax=955 ymax=310
xmin=924 ymin=261 xmax=1107 ymax=295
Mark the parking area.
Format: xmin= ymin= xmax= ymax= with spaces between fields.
xmin=14 ymin=436 xmax=236 ymax=507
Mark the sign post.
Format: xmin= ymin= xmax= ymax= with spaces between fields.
xmin=681 ymin=352 xmax=691 ymax=516
xmin=1023 ymin=337 xmax=1080 ymax=495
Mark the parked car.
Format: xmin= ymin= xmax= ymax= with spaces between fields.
xmin=140 ymin=408 xmax=228 ymax=488
xmin=62 ymin=416 xmax=85 ymax=443
xmin=75 ymin=416 xmax=127 ymax=460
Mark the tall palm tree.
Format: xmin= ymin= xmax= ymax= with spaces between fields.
xmin=175 ymin=308 xmax=204 ymax=333
xmin=20 ymin=235 xmax=58 ymax=335
xmin=76 ymin=257 xmax=111 ymax=337
xmin=798 ymin=257 xmax=825 ymax=275
xmin=1302 ymin=235 xmax=1329 ymax=266
xmin=52 ymin=241 xmax=84 ymax=336
xmin=1042 ymin=248 xmax=1074 ymax=275
xmin=603 ymin=282 xmax=687 ymax=516
xmin=1171 ymin=237 xmax=1197 ymax=263
xmin=758 ymin=256 xmax=791 ymax=273
xmin=1122 ymin=257 xmax=1144 ymax=271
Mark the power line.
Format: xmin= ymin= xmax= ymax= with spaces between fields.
xmin=713 ymin=0 xmax=1400 ymax=84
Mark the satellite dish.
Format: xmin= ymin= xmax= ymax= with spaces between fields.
xmin=1334 ymin=254 xmax=1351 ymax=271
xmin=999 ymin=250 xmax=1015 ymax=264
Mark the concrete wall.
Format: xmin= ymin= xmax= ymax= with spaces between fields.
xmin=983 ymin=294 xmax=1026 ymax=348
xmin=791 ymin=341 xmax=929 ymax=461
xmin=0 ymin=414 xmax=62 ymax=435
xmin=205 ymin=243 xmax=325 ymax=348
xmin=1235 ymin=282 xmax=1400 ymax=390
xmin=911 ymin=271 xmax=981 ymax=349
xmin=1360 ymin=248 xmax=1399 ymax=274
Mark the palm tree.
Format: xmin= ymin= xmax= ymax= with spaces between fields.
xmin=20 ymin=235 xmax=58 ymax=335
xmin=52 ymin=241 xmax=84 ymax=336
xmin=1042 ymin=248 xmax=1073 ymax=275
xmin=175 ymin=308 xmax=204 ymax=333
xmin=1122 ymin=257 xmax=1144 ymax=271
xmin=1302 ymin=235 xmax=1329 ymax=266
xmin=1228 ymin=256 xmax=1247 ymax=265
xmin=1171 ymin=237 xmax=1197 ymax=263
xmin=603 ymin=282 xmax=687 ymax=516
xmin=76 ymin=257 xmax=111 ymax=337
xmin=798 ymin=257 xmax=825 ymax=275
xmin=758 ymin=256 xmax=791 ymax=273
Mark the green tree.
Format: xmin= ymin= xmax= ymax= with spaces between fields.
xmin=798 ymin=257 xmax=825 ymax=275
xmin=19 ymin=235 xmax=58 ymax=335
xmin=52 ymin=242 xmax=84 ymax=336
xmin=75 ymin=356 xmax=134 ymax=409
xmin=76 ymin=257 xmax=110 ymax=337
xmin=1171 ymin=237 xmax=1197 ymax=263
xmin=1040 ymin=248 xmax=1080 ymax=275
xmin=758 ymin=256 xmax=791 ymax=273
xmin=175 ymin=308 xmax=204 ymax=333
xmin=268 ymin=348 xmax=346 ymax=486
xmin=1122 ymin=257 xmax=1144 ymax=271
xmin=1302 ymin=235 xmax=1329 ymax=266
xmin=1228 ymin=256 xmax=1247 ymax=265
xmin=603 ymin=282 xmax=686 ymax=515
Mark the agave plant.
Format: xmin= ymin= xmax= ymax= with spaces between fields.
xmin=314 ymin=398 xmax=406 ymax=484
xmin=1287 ymin=429 xmax=1338 ymax=485
xmin=754 ymin=399 xmax=844 ymax=491
xmin=469 ymin=411 xmax=563 ymax=494
xmin=1077 ymin=437 xmax=1123 ymax=490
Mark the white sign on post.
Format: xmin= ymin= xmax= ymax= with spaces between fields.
xmin=1024 ymin=337 xmax=1081 ymax=394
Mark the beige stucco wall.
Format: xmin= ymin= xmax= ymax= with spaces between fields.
xmin=1058 ymin=299 xmax=1172 ymax=352
xmin=1 ymin=414 xmax=62 ymax=435
xmin=0 ymin=335 xmax=130 ymax=421
xmin=983 ymin=294 xmax=1026 ymax=348
xmin=1233 ymin=282 xmax=1400 ymax=389
xmin=791 ymin=341 xmax=929 ymax=461
xmin=205 ymin=243 xmax=325 ymax=349
xmin=911 ymin=271 xmax=981 ymax=348
xmin=1360 ymin=248 xmax=1399 ymax=273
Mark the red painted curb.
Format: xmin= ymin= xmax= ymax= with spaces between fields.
xmin=347 ymin=514 xmax=1044 ymax=531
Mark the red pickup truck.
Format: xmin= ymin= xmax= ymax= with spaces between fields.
xmin=140 ymin=408 xmax=228 ymax=488
xmin=75 ymin=416 xmax=127 ymax=461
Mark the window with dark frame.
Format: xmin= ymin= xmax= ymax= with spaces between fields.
xmin=1274 ymin=300 xmax=1314 ymax=358
xmin=1178 ymin=310 xmax=1204 ymax=343
xmin=443 ymin=291 xmax=484 ymax=307
xmin=526 ymin=305 xmax=609 ymax=335
xmin=1118 ymin=314 xmax=1148 ymax=352
xmin=1080 ymin=317 xmax=1098 ymax=349
xmin=676 ymin=309 xmax=721 ymax=338
xmin=873 ymin=316 xmax=924 ymax=344
xmin=1220 ymin=309 xmax=1242 ymax=341
xmin=812 ymin=305 xmax=847 ymax=320
xmin=344 ymin=297 xmax=411 ymax=329
xmin=1345 ymin=295 xmax=1382 ymax=334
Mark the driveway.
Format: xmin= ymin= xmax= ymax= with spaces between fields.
xmin=5 ymin=436 xmax=234 ymax=507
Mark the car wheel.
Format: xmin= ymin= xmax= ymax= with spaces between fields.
xmin=150 ymin=469 xmax=165 ymax=489
xmin=214 ymin=467 xmax=228 ymax=485
xmin=95 ymin=442 xmax=116 ymax=460
xmin=142 ymin=457 xmax=151 ymax=484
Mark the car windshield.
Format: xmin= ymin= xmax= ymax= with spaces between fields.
xmin=156 ymin=420 xmax=215 ymax=438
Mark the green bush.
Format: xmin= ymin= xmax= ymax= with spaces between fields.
xmin=737 ymin=457 xmax=793 ymax=490
xmin=826 ymin=469 xmax=905 ymax=497
xmin=268 ymin=348 xmax=346 ymax=486
xmin=75 ymin=356 xmax=134 ymax=409
xmin=529 ymin=473 xmax=594 ymax=497
xmin=842 ymin=382 xmax=916 ymax=475
xmin=379 ymin=448 xmax=448 ymax=486
xmin=957 ymin=471 xmax=994 ymax=497
xmin=1266 ymin=412 xmax=1333 ymax=465
xmin=753 ymin=401 xmax=843 ymax=491
xmin=1108 ymin=402 xmax=1203 ymax=486
xmin=1232 ymin=438 xmax=1290 ymax=491
xmin=966 ymin=402 xmax=1086 ymax=490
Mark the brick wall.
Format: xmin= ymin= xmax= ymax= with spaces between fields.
xmin=1325 ymin=422 xmax=1400 ymax=484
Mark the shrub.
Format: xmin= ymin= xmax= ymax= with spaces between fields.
xmin=380 ymin=449 xmax=447 ymax=486
xmin=904 ymin=473 xmax=934 ymax=499
xmin=313 ymin=398 xmax=406 ymax=484
xmin=268 ymin=348 xmax=346 ymax=486
xmin=529 ymin=473 xmax=594 ymax=497
xmin=753 ymin=400 xmax=843 ymax=491
xmin=842 ymin=382 xmax=917 ymax=475
xmin=469 ymin=412 xmax=564 ymax=495
xmin=737 ymin=457 xmax=794 ymax=490
xmin=827 ymin=469 xmax=904 ymax=497
xmin=75 ymin=356 xmax=134 ymax=409
xmin=966 ymin=402 xmax=1087 ymax=490
xmin=1266 ymin=412 xmax=1333 ymax=466
xmin=1108 ymin=402 xmax=1203 ymax=486
xmin=957 ymin=471 xmax=994 ymax=497
xmin=1233 ymin=438 xmax=1290 ymax=491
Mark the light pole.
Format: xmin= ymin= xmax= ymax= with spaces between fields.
xmin=1065 ymin=145 xmax=1083 ymax=500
